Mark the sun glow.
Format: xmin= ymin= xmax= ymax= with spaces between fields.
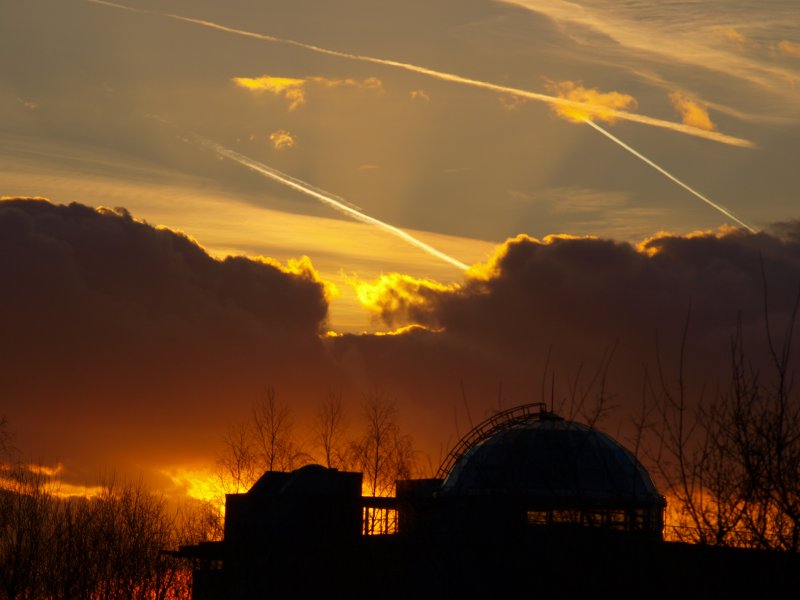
xmin=163 ymin=467 xmax=225 ymax=509
xmin=0 ymin=462 xmax=105 ymax=499
xmin=352 ymin=273 xmax=457 ymax=317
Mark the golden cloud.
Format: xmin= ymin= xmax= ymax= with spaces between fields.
xmin=233 ymin=75 xmax=384 ymax=110
xmin=0 ymin=462 xmax=104 ymax=499
xmin=372 ymin=324 xmax=441 ymax=336
xmin=269 ymin=129 xmax=296 ymax=150
xmin=352 ymin=273 xmax=458 ymax=326
xmin=499 ymin=94 xmax=528 ymax=111
xmin=17 ymin=97 xmax=38 ymax=110
xmin=232 ymin=76 xmax=307 ymax=110
xmin=410 ymin=89 xmax=430 ymax=102
xmin=162 ymin=466 xmax=225 ymax=506
xmin=308 ymin=76 xmax=385 ymax=94
xmin=256 ymin=255 xmax=339 ymax=301
xmin=778 ymin=40 xmax=800 ymax=58
xmin=717 ymin=27 xmax=750 ymax=47
xmin=636 ymin=226 xmax=738 ymax=256
xmin=466 ymin=233 xmax=594 ymax=280
xmin=669 ymin=91 xmax=715 ymax=131
xmin=544 ymin=80 xmax=638 ymax=124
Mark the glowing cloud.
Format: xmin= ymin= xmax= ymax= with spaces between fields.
xmin=163 ymin=467 xmax=225 ymax=505
xmin=778 ymin=40 xmax=800 ymax=58
xmin=717 ymin=27 xmax=750 ymax=47
xmin=255 ymin=255 xmax=339 ymax=301
xmin=87 ymin=0 xmax=755 ymax=148
xmin=669 ymin=91 xmax=715 ymax=131
xmin=308 ymin=76 xmax=384 ymax=93
xmin=17 ymin=97 xmax=38 ymax=110
xmin=353 ymin=273 xmax=458 ymax=325
xmin=546 ymin=80 xmax=638 ymax=123
xmin=232 ymin=76 xmax=307 ymax=110
xmin=410 ymin=89 xmax=430 ymax=102
xmin=269 ymin=129 xmax=296 ymax=150
xmin=233 ymin=75 xmax=383 ymax=110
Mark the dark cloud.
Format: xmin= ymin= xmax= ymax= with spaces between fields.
xmin=5 ymin=198 xmax=800 ymax=489
xmin=0 ymin=198 xmax=330 ymax=473
xmin=365 ymin=229 xmax=800 ymax=348
xmin=334 ymin=228 xmax=800 ymax=448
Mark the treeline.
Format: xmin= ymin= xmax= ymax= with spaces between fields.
xmin=0 ymin=388 xmax=417 ymax=599
xmin=216 ymin=389 xmax=415 ymax=498
xmin=649 ymin=317 xmax=800 ymax=552
xmin=0 ymin=461 xmax=200 ymax=600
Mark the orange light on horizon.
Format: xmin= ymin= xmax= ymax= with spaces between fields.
xmin=162 ymin=467 xmax=228 ymax=514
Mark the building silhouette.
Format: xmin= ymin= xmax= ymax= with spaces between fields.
xmin=176 ymin=403 xmax=799 ymax=599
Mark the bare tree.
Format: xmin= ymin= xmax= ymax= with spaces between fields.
xmin=314 ymin=390 xmax=348 ymax=469
xmin=217 ymin=421 xmax=258 ymax=494
xmin=647 ymin=275 xmax=800 ymax=551
xmin=0 ymin=462 xmax=192 ymax=599
xmin=251 ymin=386 xmax=307 ymax=472
xmin=216 ymin=387 xmax=311 ymax=495
xmin=348 ymin=392 xmax=415 ymax=497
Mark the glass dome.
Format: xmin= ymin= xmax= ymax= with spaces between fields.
xmin=441 ymin=415 xmax=660 ymax=503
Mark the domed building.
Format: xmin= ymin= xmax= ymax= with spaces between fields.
xmin=175 ymin=403 xmax=800 ymax=598
xmin=399 ymin=403 xmax=665 ymax=539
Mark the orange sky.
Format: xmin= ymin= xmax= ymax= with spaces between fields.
xmin=1 ymin=0 xmax=799 ymax=506
xmin=2 ymin=197 xmax=800 ymax=506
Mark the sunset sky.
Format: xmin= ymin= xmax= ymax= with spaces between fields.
xmin=2 ymin=0 xmax=799 ymax=503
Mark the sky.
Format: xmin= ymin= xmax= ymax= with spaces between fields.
xmin=1 ymin=0 xmax=799 ymax=502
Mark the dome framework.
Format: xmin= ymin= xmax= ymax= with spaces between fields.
xmin=430 ymin=403 xmax=665 ymax=537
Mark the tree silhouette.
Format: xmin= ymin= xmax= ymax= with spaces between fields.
xmin=648 ymin=277 xmax=800 ymax=550
xmin=348 ymin=392 xmax=415 ymax=497
xmin=314 ymin=390 xmax=348 ymax=469
xmin=217 ymin=386 xmax=311 ymax=494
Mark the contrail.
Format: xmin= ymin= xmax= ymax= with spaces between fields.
xmin=582 ymin=118 xmax=757 ymax=233
xmin=186 ymin=132 xmax=469 ymax=271
xmin=87 ymin=0 xmax=754 ymax=148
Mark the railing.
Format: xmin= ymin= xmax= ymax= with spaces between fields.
xmin=435 ymin=402 xmax=555 ymax=480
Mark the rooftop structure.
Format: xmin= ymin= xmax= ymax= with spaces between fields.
xmin=177 ymin=404 xmax=675 ymax=598
xmin=427 ymin=403 xmax=665 ymax=537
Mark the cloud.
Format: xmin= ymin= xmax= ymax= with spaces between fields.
xmin=231 ymin=76 xmax=307 ymax=110
xmin=777 ymin=40 xmax=800 ymax=59
xmin=465 ymin=230 xmax=781 ymax=318
xmin=346 ymin=228 xmax=800 ymax=398
xmin=545 ymin=80 xmax=638 ymax=123
xmin=319 ymin=226 xmax=800 ymax=468
xmin=498 ymin=94 xmax=527 ymax=111
xmin=409 ymin=89 xmax=430 ymax=102
xmin=17 ymin=97 xmax=38 ymax=110
xmin=669 ymin=91 xmax=715 ymax=131
xmin=308 ymin=76 xmax=384 ymax=93
xmin=232 ymin=75 xmax=384 ymax=110
xmin=352 ymin=273 xmax=458 ymax=327
xmin=269 ymin=129 xmax=296 ymax=150
xmin=87 ymin=0 xmax=755 ymax=147
xmin=0 ymin=198 xmax=331 ymax=472
xmin=8 ymin=199 xmax=800 ymax=501
xmin=717 ymin=27 xmax=750 ymax=48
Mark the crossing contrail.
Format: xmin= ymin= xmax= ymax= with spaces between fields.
xmin=87 ymin=0 xmax=753 ymax=148
xmin=187 ymin=132 xmax=469 ymax=271
xmin=95 ymin=0 xmax=757 ymax=233
xmin=582 ymin=118 xmax=757 ymax=233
